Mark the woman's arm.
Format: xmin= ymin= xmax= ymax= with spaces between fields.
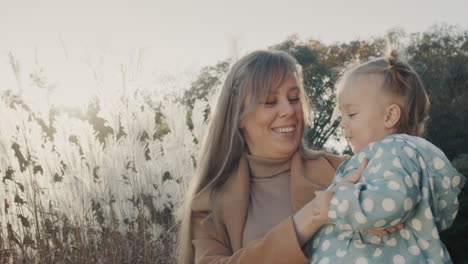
xmin=191 ymin=153 xmax=393 ymax=263
xmin=192 ymin=211 xmax=310 ymax=264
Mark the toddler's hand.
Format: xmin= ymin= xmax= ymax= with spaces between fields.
xmin=344 ymin=158 xmax=368 ymax=184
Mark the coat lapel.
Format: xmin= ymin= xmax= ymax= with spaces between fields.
xmin=219 ymin=153 xmax=250 ymax=252
xmin=218 ymin=152 xmax=337 ymax=252
xmin=290 ymin=152 xmax=335 ymax=212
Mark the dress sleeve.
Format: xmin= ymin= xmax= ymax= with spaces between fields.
xmin=192 ymin=212 xmax=309 ymax=264
xmin=327 ymin=142 xmax=422 ymax=230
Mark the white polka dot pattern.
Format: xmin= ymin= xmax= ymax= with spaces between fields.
xmin=393 ymin=255 xmax=405 ymax=264
xmin=393 ymin=158 xmax=402 ymax=168
xmin=390 ymin=218 xmax=401 ymax=226
xmin=338 ymin=200 xmax=350 ymax=212
xmin=418 ymin=239 xmax=429 ymax=250
xmin=336 ymin=248 xmax=346 ymax=257
xmin=318 ymin=257 xmax=329 ymax=264
xmin=356 ymin=257 xmax=368 ymax=264
xmin=411 ymin=219 xmax=422 ymax=231
xmin=404 ymin=175 xmax=413 ymax=187
xmin=370 ymin=236 xmax=381 ymax=244
xmin=388 ymin=181 xmax=400 ymax=190
xmin=400 ymin=229 xmax=410 ymax=240
xmin=338 ymin=224 xmax=351 ymax=230
xmin=433 ymin=157 xmax=445 ymax=170
xmin=383 ymin=198 xmax=396 ymax=211
xmin=375 ymin=147 xmax=383 ymax=158
xmin=432 ymin=227 xmax=440 ymax=239
xmin=354 ymin=212 xmax=367 ymax=224
xmin=354 ymin=240 xmax=365 ymax=248
xmin=374 ymin=219 xmax=386 ymax=228
xmin=321 ymin=240 xmax=330 ymax=251
xmin=403 ymin=147 xmax=414 ymax=157
xmin=452 ymin=176 xmax=461 ymax=187
xmin=362 ymin=199 xmax=374 ymax=212
xmin=313 ymin=134 xmax=464 ymax=264
xmin=404 ymin=198 xmax=412 ymax=211
xmin=386 ymin=238 xmax=397 ymax=247
xmin=425 ymin=208 xmax=433 ymax=220
xmin=408 ymin=245 xmax=420 ymax=255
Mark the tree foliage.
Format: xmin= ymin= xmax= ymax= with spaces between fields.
xmin=407 ymin=25 xmax=468 ymax=160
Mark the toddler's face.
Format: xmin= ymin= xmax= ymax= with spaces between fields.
xmin=337 ymin=74 xmax=393 ymax=153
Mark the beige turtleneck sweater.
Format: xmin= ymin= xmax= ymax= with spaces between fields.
xmin=242 ymin=154 xmax=294 ymax=247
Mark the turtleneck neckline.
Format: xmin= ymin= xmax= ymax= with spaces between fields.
xmin=246 ymin=153 xmax=292 ymax=178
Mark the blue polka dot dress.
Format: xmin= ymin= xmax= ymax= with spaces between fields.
xmin=309 ymin=134 xmax=465 ymax=264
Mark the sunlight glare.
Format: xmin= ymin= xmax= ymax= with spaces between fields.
xmin=45 ymin=53 xmax=97 ymax=108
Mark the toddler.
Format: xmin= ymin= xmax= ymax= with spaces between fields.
xmin=309 ymin=48 xmax=465 ymax=264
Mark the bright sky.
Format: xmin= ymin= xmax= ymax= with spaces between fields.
xmin=0 ymin=0 xmax=467 ymax=98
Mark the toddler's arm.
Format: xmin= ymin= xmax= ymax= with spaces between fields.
xmin=327 ymin=142 xmax=422 ymax=231
xmin=424 ymin=153 xmax=465 ymax=231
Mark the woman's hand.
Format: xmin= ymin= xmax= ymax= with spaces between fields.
xmin=310 ymin=190 xmax=334 ymax=223
xmin=292 ymin=159 xmax=368 ymax=246
xmin=293 ymin=157 xmax=404 ymax=246
xmin=308 ymin=159 xmax=369 ymax=224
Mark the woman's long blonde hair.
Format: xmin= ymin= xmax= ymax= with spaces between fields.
xmin=177 ymin=50 xmax=322 ymax=264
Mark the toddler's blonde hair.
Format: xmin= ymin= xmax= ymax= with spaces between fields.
xmin=337 ymin=47 xmax=430 ymax=136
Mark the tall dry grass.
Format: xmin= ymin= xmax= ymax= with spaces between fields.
xmin=0 ymin=51 xmax=209 ymax=263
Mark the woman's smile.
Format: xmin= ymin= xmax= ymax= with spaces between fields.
xmin=271 ymin=125 xmax=296 ymax=135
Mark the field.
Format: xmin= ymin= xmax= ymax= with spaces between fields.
xmin=0 ymin=51 xmax=206 ymax=263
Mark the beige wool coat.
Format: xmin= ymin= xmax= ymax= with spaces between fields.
xmin=190 ymin=151 xmax=345 ymax=264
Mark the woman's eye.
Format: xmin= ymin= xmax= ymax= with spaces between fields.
xmin=349 ymin=113 xmax=357 ymax=117
xmin=264 ymin=100 xmax=276 ymax=105
xmin=289 ymin=97 xmax=300 ymax=103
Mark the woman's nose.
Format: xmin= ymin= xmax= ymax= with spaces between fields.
xmin=279 ymin=100 xmax=295 ymax=117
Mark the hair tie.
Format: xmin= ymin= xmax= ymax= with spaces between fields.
xmin=388 ymin=64 xmax=394 ymax=70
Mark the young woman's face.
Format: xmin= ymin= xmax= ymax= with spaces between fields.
xmin=240 ymin=73 xmax=304 ymax=159
xmin=338 ymin=74 xmax=392 ymax=153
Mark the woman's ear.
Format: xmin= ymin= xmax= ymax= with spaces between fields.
xmin=384 ymin=104 xmax=401 ymax=129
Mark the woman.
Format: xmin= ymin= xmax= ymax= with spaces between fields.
xmin=178 ymin=50 xmax=392 ymax=264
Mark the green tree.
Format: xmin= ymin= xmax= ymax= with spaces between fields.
xmin=407 ymin=25 xmax=468 ymax=160
xmin=181 ymin=60 xmax=230 ymax=130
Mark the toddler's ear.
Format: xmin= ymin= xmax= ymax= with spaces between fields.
xmin=384 ymin=104 xmax=401 ymax=129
